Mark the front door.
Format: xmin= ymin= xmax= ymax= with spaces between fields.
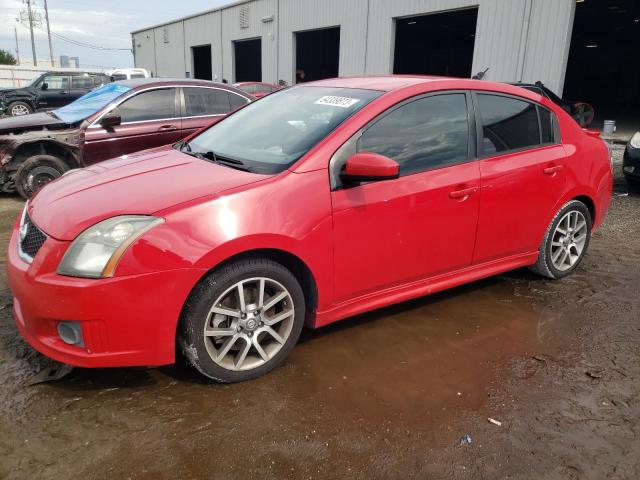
xmin=331 ymin=92 xmax=480 ymax=302
xmin=36 ymin=75 xmax=70 ymax=109
xmin=83 ymin=87 xmax=183 ymax=165
xmin=472 ymin=93 xmax=567 ymax=263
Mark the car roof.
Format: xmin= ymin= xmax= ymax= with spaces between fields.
xmin=115 ymin=78 xmax=252 ymax=95
xmin=301 ymin=75 xmax=548 ymax=100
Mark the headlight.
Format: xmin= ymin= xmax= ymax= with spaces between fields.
xmin=57 ymin=215 xmax=164 ymax=278
xmin=630 ymin=132 xmax=640 ymax=149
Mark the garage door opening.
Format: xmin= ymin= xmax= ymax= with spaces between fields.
xmin=295 ymin=27 xmax=340 ymax=83
xmin=393 ymin=8 xmax=478 ymax=77
xmin=192 ymin=45 xmax=212 ymax=80
xmin=234 ymin=38 xmax=262 ymax=82
xmin=564 ymin=0 xmax=640 ymax=134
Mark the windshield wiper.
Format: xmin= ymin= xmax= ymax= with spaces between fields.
xmin=183 ymin=149 xmax=253 ymax=172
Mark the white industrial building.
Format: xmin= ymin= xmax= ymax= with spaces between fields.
xmin=132 ymin=0 xmax=639 ymax=120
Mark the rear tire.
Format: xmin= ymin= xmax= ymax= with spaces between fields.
xmin=529 ymin=200 xmax=592 ymax=279
xmin=8 ymin=101 xmax=33 ymax=116
xmin=15 ymin=154 xmax=68 ymax=199
xmin=178 ymin=258 xmax=305 ymax=383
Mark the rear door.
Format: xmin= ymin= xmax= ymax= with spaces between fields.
xmin=473 ymin=92 xmax=566 ymax=263
xmin=36 ymin=75 xmax=70 ymax=109
xmin=331 ymin=92 xmax=480 ymax=302
xmin=180 ymin=87 xmax=250 ymax=137
xmin=69 ymin=75 xmax=95 ymax=102
xmin=83 ymin=87 xmax=182 ymax=164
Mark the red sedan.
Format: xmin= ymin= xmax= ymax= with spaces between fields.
xmin=8 ymin=76 xmax=612 ymax=382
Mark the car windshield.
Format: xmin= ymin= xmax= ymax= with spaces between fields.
xmin=185 ymin=86 xmax=383 ymax=174
xmin=54 ymin=83 xmax=132 ymax=124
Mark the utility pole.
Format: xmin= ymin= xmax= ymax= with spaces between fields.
xmin=25 ymin=0 xmax=37 ymax=66
xmin=14 ymin=25 xmax=21 ymax=65
xmin=43 ymin=0 xmax=54 ymax=66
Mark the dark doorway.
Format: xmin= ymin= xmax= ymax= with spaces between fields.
xmin=234 ymin=38 xmax=262 ymax=82
xmin=295 ymin=27 xmax=340 ymax=83
xmin=192 ymin=45 xmax=212 ymax=80
xmin=393 ymin=8 xmax=478 ymax=78
xmin=564 ymin=0 xmax=640 ymax=131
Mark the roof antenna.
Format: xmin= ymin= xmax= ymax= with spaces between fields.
xmin=472 ymin=68 xmax=490 ymax=80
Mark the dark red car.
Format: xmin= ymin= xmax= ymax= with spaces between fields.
xmin=0 ymin=79 xmax=252 ymax=198
xmin=233 ymin=82 xmax=281 ymax=98
xmin=8 ymin=76 xmax=612 ymax=382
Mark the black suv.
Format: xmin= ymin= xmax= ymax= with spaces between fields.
xmin=0 ymin=71 xmax=112 ymax=117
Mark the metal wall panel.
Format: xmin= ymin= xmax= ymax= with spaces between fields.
xmin=132 ymin=30 xmax=157 ymax=75
xmin=132 ymin=0 xmax=576 ymax=93
xmin=221 ymin=0 xmax=279 ymax=83
xmin=183 ymin=12 xmax=223 ymax=81
xmin=521 ymin=0 xmax=575 ymax=94
xmin=277 ymin=0 xmax=369 ymax=84
xmin=153 ymin=21 xmax=186 ymax=78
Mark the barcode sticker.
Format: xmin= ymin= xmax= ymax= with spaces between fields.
xmin=315 ymin=96 xmax=360 ymax=108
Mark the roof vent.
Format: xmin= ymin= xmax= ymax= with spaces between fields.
xmin=240 ymin=6 xmax=249 ymax=29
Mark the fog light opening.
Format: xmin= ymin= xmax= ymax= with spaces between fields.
xmin=57 ymin=321 xmax=84 ymax=347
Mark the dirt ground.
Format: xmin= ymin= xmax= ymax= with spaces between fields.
xmin=0 ymin=145 xmax=638 ymax=479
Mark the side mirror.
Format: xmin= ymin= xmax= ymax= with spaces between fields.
xmin=41 ymin=82 xmax=48 ymax=91
xmin=342 ymin=152 xmax=399 ymax=183
xmin=100 ymin=113 xmax=121 ymax=128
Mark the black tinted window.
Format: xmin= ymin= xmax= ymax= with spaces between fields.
xmin=538 ymin=106 xmax=555 ymax=144
xmin=359 ymin=94 xmax=469 ymax=175
xmin=71 ymin=76 xmax=93 ymax=89
xmin=44 ymin=76 xmax=68 ymax=90
xmin=229 ymin=93 xmax=249 ymax=110
xmin=477 ymin=94 xmax=540 ymax=155
xmin=114 ymin=89 xmax=176 ymax=122
xmin=184 ymin=88 xmax=231 ymax=116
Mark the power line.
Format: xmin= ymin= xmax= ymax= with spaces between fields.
xmin=30 ymin=23 xmax=131 ymax=51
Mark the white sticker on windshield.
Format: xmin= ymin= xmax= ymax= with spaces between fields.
xmin=315 ymin=96 xmax=360 ymax=108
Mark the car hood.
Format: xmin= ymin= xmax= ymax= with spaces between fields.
xmin=0 ymin=112 xmax=70 ymax=134
xmin=29 ymin=146 xmax=268 ymax=240
xmin=0 ymin=87 xmax=33 ymax=98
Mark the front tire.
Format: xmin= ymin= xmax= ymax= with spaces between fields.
xmin=15 ymin=154 xmax=68 ymax=199
xmin=8 ymin=101 xmax=33 ymax=116
xmin=530 ymin=200 xmax=592 ymax=279
xmin=179 ymin=258 xmax=305 ymax=383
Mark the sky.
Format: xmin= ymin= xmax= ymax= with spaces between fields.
xmin=0 ymin=0 xmax=231 ymax=69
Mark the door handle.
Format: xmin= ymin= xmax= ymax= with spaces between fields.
xmin=543 ymin=165 xmax=564 ymax=175
xmin=158 ymin=125 xmax=178 ymax=132
xmin=449 ymin=187 xmax=477 ymax=200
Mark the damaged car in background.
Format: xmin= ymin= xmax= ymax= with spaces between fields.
xmin=0 ymin=79 xmax=252 ymax=198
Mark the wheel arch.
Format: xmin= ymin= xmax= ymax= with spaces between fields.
xmin=183 ymin=247 xmax=319 ymax=330
xmin=11 ymin=140 xmax=80 ymax=171
xmin=573 ymin=194 xmax=596 ymax=223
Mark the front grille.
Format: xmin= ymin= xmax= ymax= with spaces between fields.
xmin=19 ymin=212 xmax=47 ymax=261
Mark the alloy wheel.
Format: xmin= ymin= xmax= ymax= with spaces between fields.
xmin=10 ymin=104 xmax=30 ymax=116
xmin=550 ymin=210 xmax=588 ymax=272
xmin=203 ymin=277 xmax=295 ymax=371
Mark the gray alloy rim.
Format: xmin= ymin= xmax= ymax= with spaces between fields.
xmin=550 ymin=210 xmax=588 ymax=272
xmin=203 ymin=277 xmax=295 ymax=371
xmin=10 ymin=104 xmax=30 ymax=116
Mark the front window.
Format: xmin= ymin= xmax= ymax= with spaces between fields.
xmin=112 ymin=88 xmax=177 ymax=123
xmin=185 ymin=86 xmax=382 ymax=174
xmin=44 ymin=75 xmax=69 ymax=90
xmin=54 ymin=83 xmax=132 ymax=124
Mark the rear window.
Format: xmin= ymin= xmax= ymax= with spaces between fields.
xmin=71 ymin=76 xmax=93 ymax=89
xmin=538 ymin=106 xmax=555 ymax=144
xmin=477 ymin=94 xmax=541 ymax=155
xmin=184 ymin=88 xmax=231 ymax=116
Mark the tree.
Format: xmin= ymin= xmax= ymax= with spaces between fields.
xmin=0 ymin=49 xmax=18 ymax=66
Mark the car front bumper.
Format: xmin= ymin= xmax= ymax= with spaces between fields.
xmin=7 ymin=223 xmax=204 ymax=368
xmin=623 ymin=144 xmax=640 ymax=179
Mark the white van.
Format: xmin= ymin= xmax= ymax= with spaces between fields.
xmin=108 ymin=68 xmax=151 ymax=81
